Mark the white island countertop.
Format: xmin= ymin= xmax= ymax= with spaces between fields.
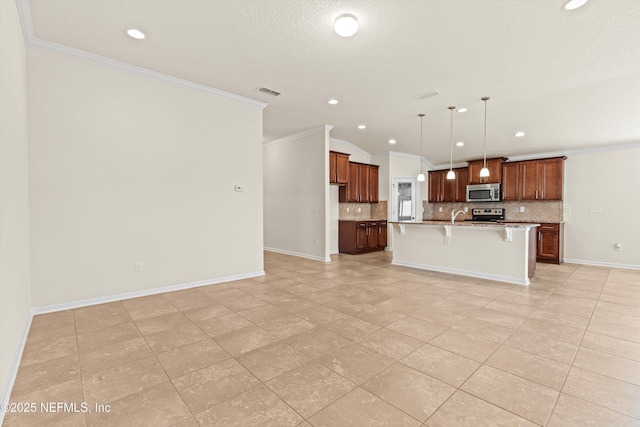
xmin=392 ymin=220 xmax=540 ymax=228
xmin=390 ymin=221 xmax=539 ymax=285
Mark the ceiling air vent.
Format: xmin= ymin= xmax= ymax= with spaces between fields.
xmin=415 ymin=90 xmax=441 ymax=100
xmin=257 ymin=87 xmax=282 ymax=97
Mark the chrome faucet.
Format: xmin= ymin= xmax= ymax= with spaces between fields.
xmin=451 ymin=209 xmax=466 ymax=224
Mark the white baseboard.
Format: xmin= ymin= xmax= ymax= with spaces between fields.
xmin=31 ymin=270 xmax=265 ymax=315
xmin=562 ymin=259 xmax=640 ymax=271
xmin=264 ymin=247 xmax=331 ymax=262
xmin=1 ymin=269 xmax=265 ymax=421
xmin=0 ymin=313 xmax=32 ymax=424
xmin=391 ymin=260 xmax=529 ymax=286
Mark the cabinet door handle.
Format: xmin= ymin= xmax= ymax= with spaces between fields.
xmin=538 ymin=232 xmax=541 ymax=241
xmin=535 ymin=190 xmax=538 ymax=200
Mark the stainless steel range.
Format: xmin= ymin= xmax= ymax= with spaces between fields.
xmin=466 ymin=208 xmax=506 ymax=222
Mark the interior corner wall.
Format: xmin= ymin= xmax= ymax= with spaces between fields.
xmin=264 ymin=128 xmax=328 ymax=261
xmin=563 ymin=145 xmax=640 ymax=269
xmin=0 ymin=0 xmax=32 ymax=408
xmin=27 ymin=49 xmax=264 ymax=307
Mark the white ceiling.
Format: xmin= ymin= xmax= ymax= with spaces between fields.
xmin=25 ymin=0 xmax=640 ymax=166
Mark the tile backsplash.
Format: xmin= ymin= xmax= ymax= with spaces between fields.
xmin=340 ymin=201 xmax=388 ymax=220
xmin=423 ymin=200 xmax=563 ymax=223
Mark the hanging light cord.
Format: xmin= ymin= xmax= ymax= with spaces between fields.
xmin=482 ymin=97 xmax=489 ymax=169
xmin=449 ymin=107 xmax=454 ymax=170
xmin=419 ymin=114 xmax=425 ymax=175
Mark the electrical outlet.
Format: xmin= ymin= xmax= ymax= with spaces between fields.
xmin=438 ymin=207 xmax=443 ymax=212
xmin=346 ymin=207 xmax=350 ymax=213
xmin=464 ymin=207 xmax=468 ymax=213
xmin=134 ymin=262 xmax=143 ymax=272
xmin=519 ymin=206 xmax=525 ymax=213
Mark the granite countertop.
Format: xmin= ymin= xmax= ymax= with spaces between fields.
xmin=391 ymin=220 xmax=539 ymax=228
xmin=339 ymin=218 xmax=388 ymax=221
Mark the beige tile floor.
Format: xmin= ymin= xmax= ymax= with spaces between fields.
xmin=4 ymin=251 xmax=640 ymax=426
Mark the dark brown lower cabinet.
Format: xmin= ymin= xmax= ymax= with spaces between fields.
xmin=537 ymin=223 xmax=563 ymax=264
xmin=339 ymin=220 xmax=387 ymax=254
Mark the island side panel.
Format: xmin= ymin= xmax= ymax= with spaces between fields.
xmin=391 ymin=224 xmax=531 ymax=285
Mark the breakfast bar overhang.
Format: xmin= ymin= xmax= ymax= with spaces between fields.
xmin=391 ymin=221 xmax=539 ymax=285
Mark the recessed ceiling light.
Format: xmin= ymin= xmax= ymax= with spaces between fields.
xmin=328 ymin=99 xmax=338 ymax=105
xmin=358 ymin=124 xmax=366 ymax=129
xmin=514 ymin=131 xmax=526 ymax=137
xmin=562 ymin=0 xmax=588 ymax=10
xmin=388 ymin=139 xmax=396 ymax=144
xmin=334 ymin=14 xmax=359 ymax=37
xmin=457 ymin=108 xmax=468 ymax=113
xmin=126 ymin=28 xmax=145 ymax=40
xmin=456 ymin=141 xmax=465 ymax=147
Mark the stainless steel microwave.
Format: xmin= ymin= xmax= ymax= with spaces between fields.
xmin=466 ymin=183 xmax=501 ymax=202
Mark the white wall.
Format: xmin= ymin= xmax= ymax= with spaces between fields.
xmin=264 ymin=126 xmax=330 ymax=261
xmin=372 ymin=153 xmax=390 ymax=202
xmin=386 ymin=152 xmax=428 ymax=249
xmin=27 ymin=49 xmax=265 ymax=307
xmin=0 ymin=0 xmax=32 ymax=410
xmin=564 ymin=145 xmax=640 ymax=268
xmin=330 ymin=138 xmax=371 ymax=164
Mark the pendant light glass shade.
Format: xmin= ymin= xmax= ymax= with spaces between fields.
xmin=417 ymin=114 xmax=425 ymax=181
xmin=480 ymin=97 xmax=490 ymax=178
xmin=447 ymin=106 xmax=456 ymax=180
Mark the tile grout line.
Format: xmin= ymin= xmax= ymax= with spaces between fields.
xmin=541 ymin=266 xmax=611 ymax=426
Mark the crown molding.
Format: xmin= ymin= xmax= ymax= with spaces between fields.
xmin=264 ymin=125 xmax=332 ymax=148
xmin=15 ymin=0 xmax=266 ymax=109
xmin=386 ymin=151 xmax=435 ymax=170
xmin=329 ymin=138 xmax=371 ymax=159
xmin=506 ymin=140 xmax=640 ymax=162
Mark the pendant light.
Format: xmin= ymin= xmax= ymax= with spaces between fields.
xmin=480 ymin=96 xmax=490 ymax=178
xmin=417 ymin=114 xmax=426 ymax=182
xmin=446 ymin=106 xmax=456 ymax=180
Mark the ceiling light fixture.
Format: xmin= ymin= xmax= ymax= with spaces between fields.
xmin=457 ymin=108 xmax=468 ymax=113
xmin=417 ymin=114 xmax=426 ymax=182
xmin=126 ymin=28 xmax=145 ymax=40
xmin=334 ymin=14 xmax=359 ymax=37
xmin=562 ymin=0 xmax=588 ymax=11
xmin=514 ymin=131 xmax=525 ymax=137
xmin=480 ymin=97 xmax=491 ymax=178
xmin=447 ymin=106 xmax=456 ymax=180
xmin=456 ymin=141 xmax=465 ymax=147
xmin=388 ymin=139 xmax=396 ymax=144
xmin=328 ymin=99 xmax=338 ymax=105
xmin=358 ymin=124 xmax=366 ymax=129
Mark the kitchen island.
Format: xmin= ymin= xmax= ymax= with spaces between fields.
xmin=391 ymin=221 xmax=539 ymax=285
